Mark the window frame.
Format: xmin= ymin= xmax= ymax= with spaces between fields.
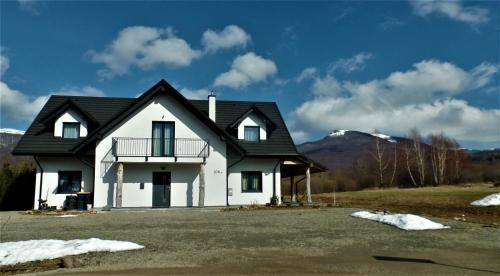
xmin=57 ymin=171 xmax=82 ymax=194
xmin=62 ymin=122 xmax=81 ymax=139
xmin=243 ymin=126 xmax=260 ymax=143
xmin=241 ymin=171 xmax=263 ymax=193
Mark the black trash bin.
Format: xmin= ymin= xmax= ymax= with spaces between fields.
xmin=77 ymin=193 xmax=89 ymax=210
xmin=65 ymin=195 xmax=78 ymax=210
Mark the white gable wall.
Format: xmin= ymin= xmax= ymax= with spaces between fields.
xmin=237 ymin=113 xmax=267 ymax=140
xmin=54 ymin=110 xmax=88 ymax=137
xmin=93 ymin=93 xmax=227 ymax=208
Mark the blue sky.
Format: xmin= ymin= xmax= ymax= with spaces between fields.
xmin=1 ymin=1 xmax=499 ymax=148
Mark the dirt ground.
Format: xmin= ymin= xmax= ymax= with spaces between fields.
xmin=1 ymin=208 xmax=499 ymax=275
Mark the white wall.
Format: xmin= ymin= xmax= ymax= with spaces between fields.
xmin=54 ymin=109 xmax=88 ymax=137
xmin=237 ymin=113 xmax=267 ymax=140
xmin=34 ymin=157 xmax=93 ymax=209
xmin=99 ymin=163 xmax=203 ymax=207
xmin=228 ymin=158 xmax=280 ymax=205
xmin=94 ymin=93 xmax=227 ymax=208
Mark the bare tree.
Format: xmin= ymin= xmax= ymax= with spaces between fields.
xmin=370 ymin=130 xmax=389 ymax=187
xmin=429 ymin=133 xmax=451 ymax=185
xmin=389 ymin=143 xmax=397 ymax=187
xmin=409 ymin=128 xmax=426 ymax=186
xmin=403 ymin=143 xmax=418 ymax=186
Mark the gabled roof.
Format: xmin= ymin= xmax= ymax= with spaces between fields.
xmin=12 ymin=96 xmax=134 ymax=155
xmin=35 ymin=99 xmax=100 ymax=135
xmin=13 ymin=80 xmax=299 ymax=157
xmin=190 ymin=100 xmax=297 ymax=156
xmin=71 ymin=80 xmax=244 ymax=155
xmin=227 ymin=105 xmax=277 ymax=131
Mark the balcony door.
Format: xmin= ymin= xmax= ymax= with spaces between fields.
xmin=152 ymin=122 xmax=174 ymax=157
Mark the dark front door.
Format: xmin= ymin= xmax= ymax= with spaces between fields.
xmin=152 ymin=172 xmax=171 ymax=207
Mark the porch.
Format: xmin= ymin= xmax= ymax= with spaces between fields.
xmin=280 ymin=156 xmax=327 ymax=204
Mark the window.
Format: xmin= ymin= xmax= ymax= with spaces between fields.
xmin=244 ymin=126 xmax=260 ymax=142
xmin=152 ymin=122 xmax=175 ymax=156
xmin=57 ymin=171 xmax=82 ymax=194
xmin=241 ymin=171 xmax=262 ymax=193
xmin=62 ymin=123 xmax=80 ymax=138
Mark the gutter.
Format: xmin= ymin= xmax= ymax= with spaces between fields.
xmin=33 ymin=156 xmax=44 ymax=210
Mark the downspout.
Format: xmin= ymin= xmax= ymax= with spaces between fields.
xmin=272 ymin=160 xmax=280 ymax=198
xmin=77 ymin=156 xmax=95 ymax=208
xmin=33 ymin=156 xmax=43 ymax=210
xmin=226 ymin=156 xmax=245 ymax=206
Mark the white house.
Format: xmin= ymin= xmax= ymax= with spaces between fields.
xmin=13 ymin=80 xmax=325 ymax=209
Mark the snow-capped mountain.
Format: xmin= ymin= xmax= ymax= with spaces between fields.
xmin=330 ymin=129 xmax=397 ymax=143
xmin=0 ymin=128 xmax=32 ymax=165
xmin=0 ymin=128 xmax=25 ymax=135
xmin=298 ymin=130 xmax=407 ymax=170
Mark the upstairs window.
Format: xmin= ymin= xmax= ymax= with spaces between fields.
xmin=244 ymin=126 xmax=260 ymax=142
xmin=57 ymin=171 xmax=82 ymax=194
xmin=62 ymin=122 xmax=80 ymax=139
xmin=242 ymin=171 xmax=262 ymax=193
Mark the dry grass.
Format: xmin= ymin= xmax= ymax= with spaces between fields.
xmin=313 ymin=183 xmax=500 ymax=225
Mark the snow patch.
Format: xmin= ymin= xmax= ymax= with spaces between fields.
xmin=351 ymin=211 xmax=450 ymax=230
xmin=470 ymin=193 xmax=500 ymax=206
xmin=0 ymin=128 xmax=25 ymax=135
xmin=329 ymin=130 xmax=349 ymax=136
xmin=56 ymin=215 xmax=78 ymax=218
xmin=0 ymin=238 xmax=144 ymax=265
xmin=371 ymin=133 xmax=396 ymax=143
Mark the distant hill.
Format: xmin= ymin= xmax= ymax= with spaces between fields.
xmin=297 ymin=130 xmax=407 ymax=171
xmin=0 ymin=128 xmax=33 ymax=166
xmin=297 ymin=129 xmax=499 ymax=172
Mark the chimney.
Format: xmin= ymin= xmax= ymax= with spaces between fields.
xmin=208 ymin=92 xmax=216 ymax=122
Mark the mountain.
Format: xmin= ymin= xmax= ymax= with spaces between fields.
xmin=0 ymin=128 xmax=33 ymax=165
xmin=297 ymin=130 xmax=408 ymax=171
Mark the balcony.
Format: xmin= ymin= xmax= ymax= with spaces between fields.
xmin=112 ymin=137 xmax=209 ymax=161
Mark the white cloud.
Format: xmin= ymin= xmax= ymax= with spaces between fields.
xmin=409 ymin=0 xmax=489 ymax=24
xmin=0 ymin=52 xmax=9 ymax=77
xmin=0 ymin=83 xmax=105 ymax=122
xmin=88 ymin=26 xmax=201 ymax=79
xmin=179 ymin=88 xmax=211 ymax=100
xmin=289 ymin=60 xmax=499 ymax=146
xmin=18 ymin=0 xmax=45 ymax=15
xmin=296 ymin=67 xmax=318 ymax=82
xmin=330 ymin=52 xmax=373 ymax=73
xmin=201 ymin=25 xmax=251 ymax=53
xmin=214 ymin=52 xmax=278 ymax=89
xmin=289 ymin=130 xmax=310 ymax=144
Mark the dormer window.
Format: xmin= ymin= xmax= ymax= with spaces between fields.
xmin=62 ymin=122 xmax=80 ymax=139
xmin=244 ymin=126 xmax=260 ymax=142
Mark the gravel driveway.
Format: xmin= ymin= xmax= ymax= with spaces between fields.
xmin=1 ymin=208 xmax=499 ymax=275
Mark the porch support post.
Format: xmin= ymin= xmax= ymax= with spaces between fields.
xmin=290 ymin=176 xmax=296 ymax=203
xmin=116 ymin=162 xmax=123 ymax=208
xmin=306 ymin=167 xmax=312 ymax=204
xmin=198 ymin=162 xmax=205 ymax=207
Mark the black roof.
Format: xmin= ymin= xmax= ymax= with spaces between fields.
xmin=13 ymin=80 xmax=298 ymax=157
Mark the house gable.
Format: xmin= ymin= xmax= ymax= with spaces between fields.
xmin=72 ymin=80 xmax=244 ymax=155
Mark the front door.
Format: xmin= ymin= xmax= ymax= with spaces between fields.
xmin=152 ymin=172 xmax=171 ymax=207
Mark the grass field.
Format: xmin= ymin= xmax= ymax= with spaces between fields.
xmin=313 ymin=184 xmax=500 ymax=225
